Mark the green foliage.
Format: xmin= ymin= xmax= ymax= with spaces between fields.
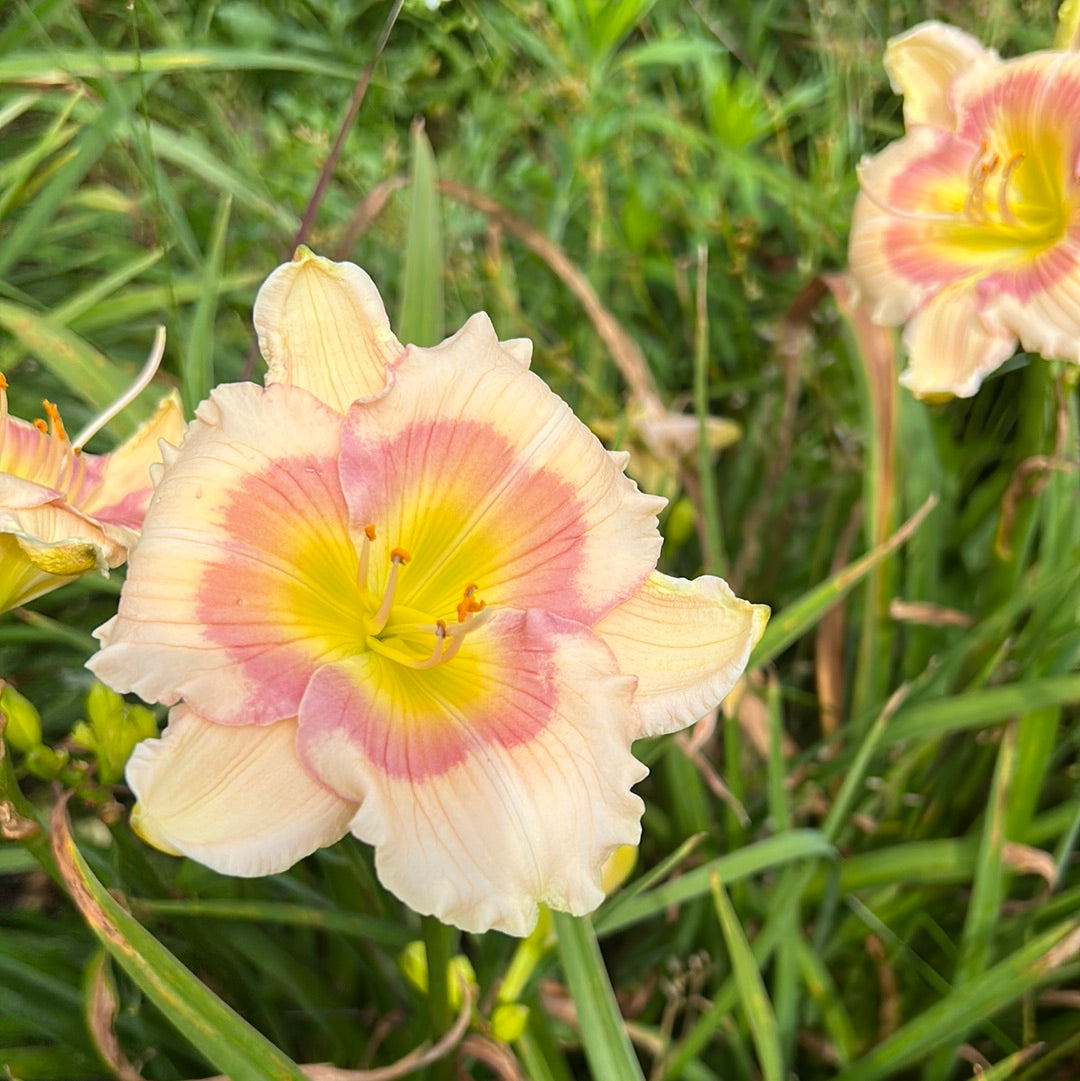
xmin=1 ymin=1 xmax=1077 ymax=1080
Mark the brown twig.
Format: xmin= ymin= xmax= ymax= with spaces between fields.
xmin=437 ymin=179 xmax=665 ymax=417
xmin=192 ymin=987 xmax=472 ymax=1081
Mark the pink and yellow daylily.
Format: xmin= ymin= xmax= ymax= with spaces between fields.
xmin=849 ymin=21 xmax=1080 ymax=398
xmin=0 ymin=337 xmax=185 ymax=612
xmin=89 ymin=249 xmax=768 ymax=936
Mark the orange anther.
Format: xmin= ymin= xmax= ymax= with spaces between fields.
xmin=33 ymin=418 xmax=48 ymax=434
xmin=390 ymin=547 xmax=411 ymax=565
xmin=456 ymin=584 xmax=485 ymax=623
xmin=42 ymin=400 xmax=69 ymax=442
xmin=364 ymin=524 xmax=377 ymax=541
xmin=0 ymin=372 xmax=7 ymax=390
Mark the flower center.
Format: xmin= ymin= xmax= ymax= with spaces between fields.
xmin=0 ymin=373 xmax=88 ymax=499
xmin=961 ymin=142 xmax=1064 ymax=243
xmin=356 ymin=524 xmax=488 ymax=670
xmin=0 ymin=329 xmax=166 ymax=505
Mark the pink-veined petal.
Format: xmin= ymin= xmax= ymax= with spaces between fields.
xmin=89 ymin=382 xmax=366 ymax=725
xmin=981 ymin=227 xmax=1080 ymax=363
xmin=851 ymin=127 xmax=1001 ymax=325
xmin=0 ymin=486 xmax=131 ymax=610
xmin=80 ymin=390 xmax=186 ymax=529
xmin=885 ymin=22 xmax=996 ymax=129
xmin=339 ymin=315 xmax=666 ymax=628
xmin=253 ymin=247 xmax=404 ymax=410
xmin=297 ymin=609 xmax=646 ymax=936
xmin=900 ymin=285 xmax=1018 ymax=398
xmin=593 ymin=571 xmax=769 ymax=739
xmin=126 ymin=706 xmax=355 ymax=876
xmin=951 ymin=48 xmax=1080 ymax=158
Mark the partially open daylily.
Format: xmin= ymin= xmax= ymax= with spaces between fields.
xmin=0 ymin=335 xmax=185 ymax=612
xmin=849 ymin=22 xmax=1080 ymax=399
xmin=89 ymin=249 xmax=767 ymax=936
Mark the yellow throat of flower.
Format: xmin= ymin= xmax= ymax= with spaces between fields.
xmin=960 ymin=139 xmax=1069 ymax=250
xmin=356 ymin=524 xmax=488 ymax=671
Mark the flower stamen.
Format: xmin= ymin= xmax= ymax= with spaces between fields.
xmin=41 ymin=400 xmax=69 ymax=443
xmin=369 ymin=547 xmax=411 ymax=635
xmin=358 ymin=523 xmax=377 ymax=590
xmin=997 ymin=152 xmax=1025 ymax=226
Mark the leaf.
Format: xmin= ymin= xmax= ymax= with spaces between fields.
xmin=49 ymin=799 xmax=309 ymax=1081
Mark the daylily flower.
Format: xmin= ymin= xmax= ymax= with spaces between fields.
xmin=89 ymin=249 xmax=768 ymax=936
xmin=849 ymin=21 xmax=1080 ymax=399
xmin=0 ymin=332 xmax=185 ymax=612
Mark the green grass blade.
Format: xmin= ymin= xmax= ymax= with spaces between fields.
xmin=711 ymin=874 xmax=785 ymax=1081
xmin=552 ymin=912 xmax=645 ymax=1081
xmin=794 ymin=936 xmax=857 ymax=1067
xmin=596 ymin=830 xmax=834 ymax=935
xmin=398 ymin=120 xmax=444 ymax=347
xmin=884 ymin=676 xmax=1080 ymax=746
xmin=833 ymin=921 xmax=1080 ymax=1081
xmin=50 ymin=246 xmax=166 ymax=325
xmin=751 ymin=495 xmax=936 ymax=668
xmin=49 ymin=802 xmax=309 ymax=1081
xmin=954 ymin=723 xmax=1018 ymax=987
xmin=0 ymin=300 xmax=139 ymax=433
xmin=0 ymin=95 xmax=123 ymax=278
xmin=130 ymin=897 xmax=411 ymax=949
xmin=0 ymin=47 xmax=362 ymax=82
xmin=182 ymin=191 xmax=231 ymax=411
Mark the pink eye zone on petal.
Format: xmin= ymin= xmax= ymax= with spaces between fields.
xmin=341 ymin=414 xmax=610 ymax=626
xmin=299 ymin=609 xmax=587 ymax=784
xmin=194 ymin=451 xmax=369 ymax=713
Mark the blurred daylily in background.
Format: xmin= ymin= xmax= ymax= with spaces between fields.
xmin=849 ymin=21 xmax=1080 ymax=398
xmin=0 ymin=344 xmax=185 ymax=612
xmin=89 ymin=248 xmax=768 ymax=937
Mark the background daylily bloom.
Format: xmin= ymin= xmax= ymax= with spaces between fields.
xmin=849 ymin=22 xmax=1080 ymax=398
xmin=89 ymin=253 xmax=768 ymax=937
xmin=0 ymin=364 xmax=184 ymax=613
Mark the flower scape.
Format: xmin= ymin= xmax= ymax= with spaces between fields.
xmin=849 ymin=21 xmax=1080 ymax=399
xmin=89 ymin=248 xmax=768 ymax=937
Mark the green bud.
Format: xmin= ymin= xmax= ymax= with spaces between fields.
xmin=81 ymin=681 xmax=158 ymax=784
xmin=447 ymin=954 xmax=477 ymax=1010
xmin=398 ymin=942 xmax=477 ymax=1009
xmin=0 ymin=683 xmax=43 ymax=752
xmin=398 ymin=940 xmax=428 ymax=994
xmin=24 ymin=744 xmax=69 ymax=781
xmin=664 ymin=496 xmax=697 ymax=550
xmin=490 ymin=1002 xmax=530 ymax=1043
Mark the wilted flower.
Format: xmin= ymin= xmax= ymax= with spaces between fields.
xmin=849 ymin=22 xmax=1080 ymax=398
xmin=89 ymin=249 xmax=767 ymax=936
xmin=0 ymin=334 xmax=185 ymax=612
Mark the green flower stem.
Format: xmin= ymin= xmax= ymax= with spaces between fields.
xmin=552 ymin=911 xmax=645 ymax=1080
xmin=421 ymin=914 xmax=454 ymax=1038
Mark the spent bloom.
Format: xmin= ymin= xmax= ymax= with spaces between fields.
xmin=89 ymin=249 xmax=768 ymax=936
xmin=0 ymin=335 xmax=184 ymax=612
xmin=849 ymin=21 xmax=1080 ymax=398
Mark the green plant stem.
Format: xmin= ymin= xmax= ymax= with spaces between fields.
xmin=553 ymin=911 xmax=645 ymax=1080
